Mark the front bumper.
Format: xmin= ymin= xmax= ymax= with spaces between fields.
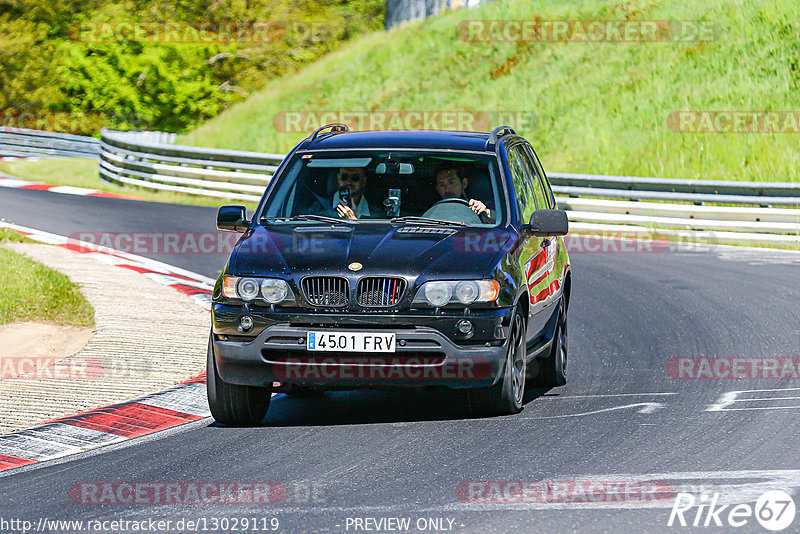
xmin=211 ymin=306 xmax=513 ymax=389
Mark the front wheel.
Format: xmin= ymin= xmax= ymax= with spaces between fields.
xmin=467 ymin=309 xmax=526 ymax=416
xmin=207 ymin=334 xmax=271 ymax=426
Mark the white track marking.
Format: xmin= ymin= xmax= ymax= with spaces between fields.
xmin=543 ymin=392 xmax=677 ymax=399
xmin=523 ymin=402 xmax=664 ymax=420
xmin=707 ymin=387 xmax=800 ymax=411
xmin=47 ymin=185 xmax=96 ymax=195
xmin=0 ymin=178 xmax=33 ymax=188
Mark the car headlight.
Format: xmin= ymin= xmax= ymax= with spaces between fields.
xmin=424 ymin=282 xmax=453 ymax=307
xmin=413 ymin=280 xmax=499 ymax=307
xmin=455 ymin=281 xmax=480 ymax=304
xmin=261 ymin=278 xmax=289 ymax=304
xmin=222 ymin=276 xmax=295 ymax=305
xmin=236 ymin=278 xmax=260 ymax=301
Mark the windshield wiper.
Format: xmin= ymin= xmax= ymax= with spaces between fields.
xmin=390 ymin=216 xmax=466 ymax=227
xmin=261 ymin=214 xmax=353 ymax=225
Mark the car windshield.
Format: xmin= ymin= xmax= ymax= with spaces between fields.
xmin=260 ymin=150 xmax=504 ymax=227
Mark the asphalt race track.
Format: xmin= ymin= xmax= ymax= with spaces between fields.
xmin=2 ymin=187 xmax=800 ymax=533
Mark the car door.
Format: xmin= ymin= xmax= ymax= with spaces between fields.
xmin=505 ymin=143 xmax=551 ymax=339
xmin=521 ymin=143 xmax=566 ymax=328
xmin=515 ymin=143 xmax=561 ymax=338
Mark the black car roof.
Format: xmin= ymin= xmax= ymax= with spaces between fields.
xmin=297 ymin=129 xmax=501 ymax=152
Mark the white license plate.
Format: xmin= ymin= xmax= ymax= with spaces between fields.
xmin=307 ymin=331 xmax=396 ymax=353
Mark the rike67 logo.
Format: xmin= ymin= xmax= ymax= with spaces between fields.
xmin=668 ymin=490 xmax=796 ymax=531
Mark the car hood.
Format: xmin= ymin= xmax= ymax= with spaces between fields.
xmin=230 ymin=224 xmax=512 ymax=280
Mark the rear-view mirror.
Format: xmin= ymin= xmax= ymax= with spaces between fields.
xmin=217 ymin=205 xmax=250 ymax=232
xmin=527 ymin=209 xmax=569 ymax=237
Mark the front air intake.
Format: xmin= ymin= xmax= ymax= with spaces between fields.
xmin=356 ymin=277 xmax=406 ymax=308
xmin=301 ymin=276 xmax=349 ymax=307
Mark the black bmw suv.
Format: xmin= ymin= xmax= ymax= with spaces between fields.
xmin=209 ymin=125 xmax=571 ymax=424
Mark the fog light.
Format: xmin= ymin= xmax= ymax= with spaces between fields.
xmin=457 ymin=319 xmax=474 ymax=336
xmin=238 ymin=315 xmax=254 ymax=333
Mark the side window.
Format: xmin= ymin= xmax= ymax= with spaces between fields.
xmin=515 ymin=145 xmax=547 ymax=210
xmin=505 ymin=146 xmax=533 ymax=225
xmin=525 ymin=145 xmax=556 ymax=208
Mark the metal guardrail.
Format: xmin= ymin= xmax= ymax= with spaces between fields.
xmin=98 ymin=129 xmax=281 ymax=202
xmin=548 ymin=172 xmax=800 ymax=207
xmin=5 ymin=127 xmax=800 ymax=247
xmin=98 ymin=131 xmax=800 ymax=207
xmin=0 ymin=127 xmax=100 ymax=159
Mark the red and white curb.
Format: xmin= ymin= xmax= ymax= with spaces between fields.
xmin=0 ymin=157 xmax=42 ymax=162
xmin=0 ymin=174 xmax=144 ymax=200
xmin=0 ymin=223 xmax=216 ymax=473
xmin=0 ymin=375 xmax=209 ymax=471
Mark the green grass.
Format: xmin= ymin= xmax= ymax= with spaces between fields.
xmin=181 ymin=0 xmax=800 ymax=182
xmin=0 ymin=228 xmax=34 ymax=243
xmin=0 ymin=158 xmax=259 ymax=209
xmin=0 ymin=243 xmax=95 ymax=327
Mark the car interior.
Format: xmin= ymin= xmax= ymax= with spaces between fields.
xmin=282 ymin=154 xmax=499 ymax=224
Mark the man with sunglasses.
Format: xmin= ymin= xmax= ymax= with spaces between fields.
xmin=333 ymin=167 xmax=374 ymax=220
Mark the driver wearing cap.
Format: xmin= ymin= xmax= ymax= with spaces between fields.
xmin=434 ymin=167 xmax=493 ymax=222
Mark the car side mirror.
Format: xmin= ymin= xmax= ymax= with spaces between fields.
xmin=217 ymin=205 xmax=250 ymax=232
xmin=525 ymin=209 xmax=568 ymax=237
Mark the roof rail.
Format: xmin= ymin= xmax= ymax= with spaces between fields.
xmin=488 ymin=125 xmax=516 ymax=145
xmin=307 ymin=123 xmax=349 ymax=142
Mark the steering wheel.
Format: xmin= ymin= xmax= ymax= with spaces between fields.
xmin=431 ymin=197 xmax=471 ymax=208
xmin=423 ymin=197 xmax=483 ymax=225
xmin=429 ymin=197 xmax=490 ymax=223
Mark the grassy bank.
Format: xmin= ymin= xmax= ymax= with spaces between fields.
xmin=0 ymin=230 xmax=95 ymax=326
xmin=0 ymin=159 xmax=259 ymax=209
xmin=181 ymin=0 xmax=800 ymax=182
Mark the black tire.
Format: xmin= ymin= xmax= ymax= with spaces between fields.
xmin=467 ymin=308 xmax=526 ymax=416
xmin=534 ymin=300 xmax=567 ymax=387
xmin=207 ymin=334 xmax=271 ymax=426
